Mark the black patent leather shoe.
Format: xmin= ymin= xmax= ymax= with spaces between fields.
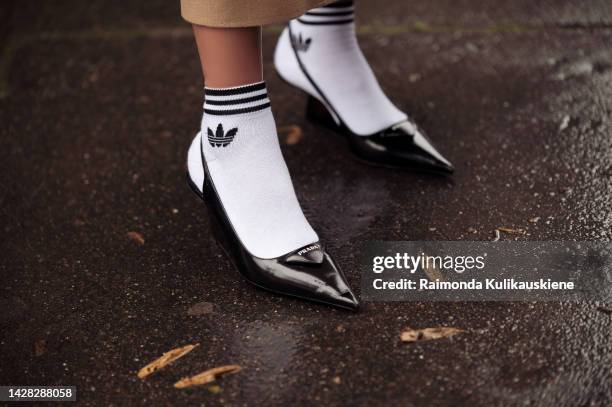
xmin=306 ymin=96 xmax=454 ymax=174
xmin=187 ymin=138 xmax=359 ymax=311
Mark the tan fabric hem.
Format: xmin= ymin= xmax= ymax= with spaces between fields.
xmin=181 ymin=0 xmax=334 ymax=28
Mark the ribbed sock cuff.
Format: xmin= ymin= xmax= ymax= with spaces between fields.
xmin=298 ymin=1 xmax=355 ymax=25
xmin=204 ymin=81 xmax=270 ymax=116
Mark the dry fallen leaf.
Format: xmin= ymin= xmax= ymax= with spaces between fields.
xmin=401 ymin=327 xmax=464 ymax=343
xmin=127 ymin=231 xmax=145 ymax=245
xmin=34 ymin=339 xmax=46 ymax=357
xmin=559 ymin=115 xmax=570 ymax=131
xmin=496 ymin=227 xmax=525 ymax=235
xmin=278 ymin=125 xmax=303 ymax=145
xmin=187 ymin=302 xmax=214 ymax=316
xmin=421 ymin=251 xmax=444 ymax=282
xmin=208 ymin=384 xmax=222 ymax=394
xmin=174 ymin=365 xmax=242 ymax=389
xmin=138 ymin=344 xmax=199 ymax=379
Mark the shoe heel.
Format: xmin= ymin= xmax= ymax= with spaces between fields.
xmin=207 ymin=207 xmax=233 ymax=255
xmin=186 ymin=171 xmax=204 ymax=200
xmin=306 ymin=96 xmax=339 ymax=129
xmin=201 ymin=180 xmax=245 ymax=269
xmin=186 ymin=169 xmax=239 ymax=263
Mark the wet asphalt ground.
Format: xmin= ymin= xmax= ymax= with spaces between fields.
xmin=1 ymin=1 xmax=612 ymax=405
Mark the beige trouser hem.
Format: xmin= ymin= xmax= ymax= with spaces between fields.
xmin=181 ymin=0 xmax=334 ymax=27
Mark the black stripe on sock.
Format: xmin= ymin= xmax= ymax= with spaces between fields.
xmin=204 ymin=102 xmax=270 ymax=116
xmin=205 ymin=82 xmax=266 ymax=96
xmin=323 ymin=1 xmax=354 ymax=8
xmin=305 ymin=10 xmax=353 ymax=17
xmin=205 ymin=93 xmax=268 ymax=106
xmin=297 ymin=17 xmax=354 ymax=25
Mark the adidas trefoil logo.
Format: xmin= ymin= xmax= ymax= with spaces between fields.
xmin=291 ymin=32 xmax=312 ymax=52
xmin=207 ymin=123 xmax=237 ymax=147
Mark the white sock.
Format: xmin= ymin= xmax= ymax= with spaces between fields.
xmin=187 ymin=81 xmax=319 ymax=259
xmin=275 ymin=0 xmax=407 ymax=136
